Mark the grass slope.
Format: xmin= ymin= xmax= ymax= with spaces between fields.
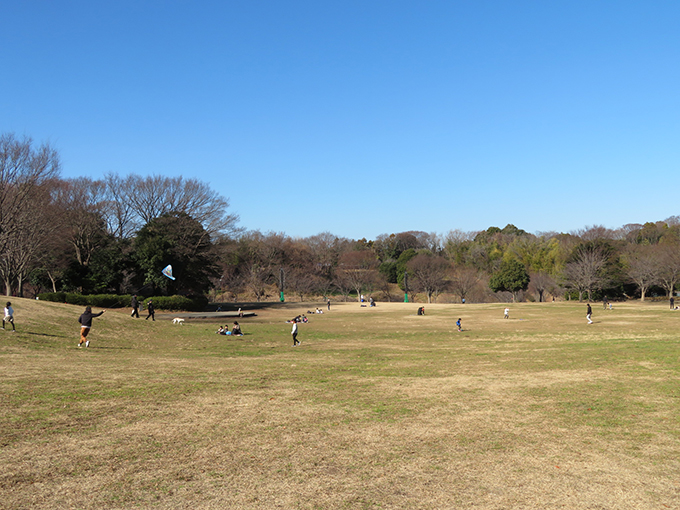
xmin=1 ymin=298 xmax=679 ymax=509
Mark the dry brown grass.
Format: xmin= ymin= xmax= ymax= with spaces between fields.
xmin=1 ymin=298 xmax=679 ymax=509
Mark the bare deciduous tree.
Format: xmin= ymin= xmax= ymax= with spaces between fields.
xmin=529 ymin=271 xmax=555 ymax=302
xmin=624 ymin=245 xmax=659 ymax=301
xmin=657 ymin=243 xmax=680 ymax=298
xmin=285 ymin=267 xmax=323 ymax=302
xmin=336 ymin=251 xmax=378 ymax=302
xmin=563 ymin=247 xmax=608 ymax=301
xmin=407 ymin=254 xmax=450 ymax=303
xmin=449 ymin=266 xmax=481 ymax=303
xmin=0 ymin=134 xmax=61 ymax=295
xmin=120 ymin=174 xmax=240 ymax=237
xmin=52 ymin=178 xmax=109 ymax=267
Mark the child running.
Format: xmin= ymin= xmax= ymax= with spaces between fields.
xmin=78 ymin=306 xmax=105 ymax=347
xmin=456 ymin=318 xmax=462 ymax=332
xmin=3 ymin=301 xmax=15 ymax=332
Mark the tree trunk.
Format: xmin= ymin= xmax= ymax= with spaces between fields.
xmin=48 ymin=271 xmax=57 ymax=292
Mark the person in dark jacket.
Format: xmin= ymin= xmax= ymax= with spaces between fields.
xmin=586 ymin=303 xmax=593 ymax=324
xmin=131 ymin=295 xmax=140 ymax=318
xmin=78 ymin=306 xmax=105 ymax=347
xmin=145 ymin=300 xmax=155 ymax=321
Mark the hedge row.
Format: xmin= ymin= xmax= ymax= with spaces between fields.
xmin=37 ymin=293 xmax=208 ymax=312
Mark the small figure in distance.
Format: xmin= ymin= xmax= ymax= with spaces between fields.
xmin=369 ymin=297 xmax=375 ymax=307
xmin=456 ymin=318 xmax=462 ymax=332
xmin=504 ymin=308 xmax=509 ymax=319
xmin=291 ymin=321 xmax=300 ymax=346
xmin=3 ymin=301 xmax=15 ymax=332
xmin=232 ymin=321 xmax=243 ymax=336
xmin=145 ymin=299 xmax=155 ymax=321
xmin=586 ymin=303 xmax=593 ymax=324
xmin=327 ymin=299 xmax=331 ymax=311
xmin=131 ymin=294 xmax=140 ymax=318
xmin=603 ymin=296 xmax=609 ymax=310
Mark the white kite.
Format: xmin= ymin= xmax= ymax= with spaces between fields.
xmin=162 ymin=264 xmax=175 ymax=280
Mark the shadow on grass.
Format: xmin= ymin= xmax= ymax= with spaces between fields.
xmin=82 ymin=345 xmax=133 ymax=350
xmin=18 ymin=331 xmax=70 ymax=338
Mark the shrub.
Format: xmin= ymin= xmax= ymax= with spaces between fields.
xmin=38 ymin=293 xmax=208 ymax=312
xmin=143 ymin=295 xmax=208 ymax=312
xmin=38 ymin=292 xmax=130 ymax=308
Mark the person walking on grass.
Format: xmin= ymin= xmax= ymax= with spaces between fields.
xmin=504 ymin=308 xmax=509 ymax=319
xmin=291 ymin=321 xmax=300 ymax=346
xmin=456 ymin=318 xmax=462 ymax=332
xmin=145 ymin=299 xmax=155 ymax=321
xmin=3 ymin=301 xmax=15 ymax=332
xmin=586 ymin=303 xmax=593 ymax=324
xmin=131 ymin=294 xmax=140 ymax=318
xmin=78 ymin=306 xmax=105 ymax=347
xmin=327 ymin=299 xmax=331 ymax=311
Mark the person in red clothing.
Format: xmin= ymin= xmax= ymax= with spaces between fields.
xmin=78 ymin=306 xmax=105 ymax=347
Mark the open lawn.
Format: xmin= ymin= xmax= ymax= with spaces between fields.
xmin=1 ymin=298 xmax=679 ymax=509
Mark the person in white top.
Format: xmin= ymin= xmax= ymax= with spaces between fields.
xmin=291 ymin=321 xmax=300 ymax=346
xmin=504 ymin=308 xmax=509 ymax=319
xmin=3 ymin=301 xmax=15 ymax=331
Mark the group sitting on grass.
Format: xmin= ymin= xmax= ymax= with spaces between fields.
xmin=216 ymin=321 xmax=244 ymax=336
xmin=287 ymin=315 xmax=308 ymax=324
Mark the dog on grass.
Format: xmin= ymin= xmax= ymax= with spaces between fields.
xmin=172 ymin=318 xmax=185 ymax=325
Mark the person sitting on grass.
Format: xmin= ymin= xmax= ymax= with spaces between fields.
xmin=232 ymin=321 xmax=243 ymax=336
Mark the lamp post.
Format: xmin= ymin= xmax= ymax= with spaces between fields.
xmin=279 ymin=267 xmax=285 ymax=302
xmin=404 ymin=271 xmax=409 ymax=303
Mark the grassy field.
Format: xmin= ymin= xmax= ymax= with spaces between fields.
xmin=1 ymin=297 xmax=679 ymax=509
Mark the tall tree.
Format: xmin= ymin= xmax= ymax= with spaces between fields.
xmin=122 ymin=174 xmax=239 ymax=236
xmin=562 ymin=246 xmax=608 ymax=301
xmin=489 ymin=259 xmax=530 ymax=301
xmin=449 ymin=266 xmax=480 ymax=303
xmin=134 ymin=212 xmax=218 ymax=295
xmin=656 ymin=243 xmax=680 ymax=298
xmin=0 ymin=134 xmax=60 ymax=295
xmin=624 ymin=245 xmax=659 ymax=301
xmin=406 ymin=254 xmax=450 ymax=303
xmin=337 ymin=250 xmax=378 ymax=301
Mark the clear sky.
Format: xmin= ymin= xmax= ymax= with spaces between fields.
xmin=3 ymin=1 xmax=679 ymax=240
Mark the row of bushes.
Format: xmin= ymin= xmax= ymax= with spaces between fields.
xmin=37 ymin=293 xmax=209 ymax=311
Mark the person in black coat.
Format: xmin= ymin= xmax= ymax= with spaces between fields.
xmin=145 ymin=300 xmax=155 ymax=321
xmin=131 ymin=295 xmax=140 ymax=318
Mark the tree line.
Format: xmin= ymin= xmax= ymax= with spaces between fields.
xmin=2 ymin=133 xmax=679 ymax=303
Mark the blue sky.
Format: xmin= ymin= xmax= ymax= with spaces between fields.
xmin=3 ymin=1 xmax=679 ymax=239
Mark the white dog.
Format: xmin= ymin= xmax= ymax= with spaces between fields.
xmin=172 ymin=318 xmax=185 ymax=325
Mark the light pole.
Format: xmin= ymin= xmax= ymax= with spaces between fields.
xmin=279 ymin=267 xmax=285 ymax=302
xmin=404 ymin=271 xmax=409 ymax=303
